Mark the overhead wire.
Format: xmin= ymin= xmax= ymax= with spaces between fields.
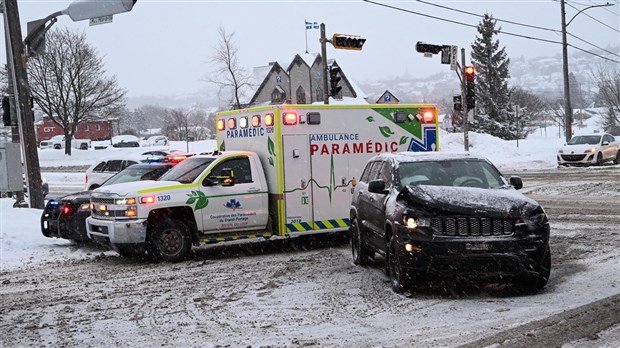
xmin=415 ymin=0 xmax=619 ymax=58
xmin=362 ymin=0 xmax=620 ymax=64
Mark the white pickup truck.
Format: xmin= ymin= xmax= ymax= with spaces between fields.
xmin=86 ymin=104 xmax=440 ymax=262
xmin=39 ymin=135 xmax=91 ymax=150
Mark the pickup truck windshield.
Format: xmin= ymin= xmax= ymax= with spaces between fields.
xmin=158 ymin=157 xmax=214 ymax=184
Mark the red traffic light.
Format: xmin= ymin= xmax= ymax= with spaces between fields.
xmin=464 ymin=66 xmax=475 ymax=81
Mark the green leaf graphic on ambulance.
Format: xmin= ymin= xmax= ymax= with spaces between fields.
xmin=366 ymin=116 xmax=375 ymax=122
xmin=186 ymin=191 xmax=209 ymax=210
xmin=268 ymin=136 xmax=275 ymax=156
xmin=379 ymin=126 xmax=395 ymax=138
xmin=219 ymin=141 xmax=225 ymax=151
xmin=399 ymin=136 xmax=408 ymax=145
xmin=268 ymin=157 xmax=274 ymax=167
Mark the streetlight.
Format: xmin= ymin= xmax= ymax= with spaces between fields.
xmin=560 ymin=0 xmax=612 ymax=143
xmin=2 ymin=0 xmax=137 ymax=209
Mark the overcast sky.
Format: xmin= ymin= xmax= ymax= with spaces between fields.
xmin=3 ymin=0 xmax=619 ymax=99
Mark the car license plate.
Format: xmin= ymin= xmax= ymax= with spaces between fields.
xmin=466 ymin=242 xmax=490 ymax=251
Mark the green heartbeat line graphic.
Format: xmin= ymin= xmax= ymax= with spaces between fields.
xmin=284 ymin=154 xmax=353 ymax=203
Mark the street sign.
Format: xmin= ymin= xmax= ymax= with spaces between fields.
xmin=89 ymin=15 xmax=113 ymax=26
xmin=450 ymin=46 xmax=458 ymax=71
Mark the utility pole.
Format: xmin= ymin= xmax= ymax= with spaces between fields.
xmin=3 ymin=0 xmax=44 ymax=209
xmin=320 ymin=23 xmax=329 ymax=105
xmin=560 ymin=0 xmax=573 ymax=143
xmin=461 ymin=48 xmax=469 ymax=151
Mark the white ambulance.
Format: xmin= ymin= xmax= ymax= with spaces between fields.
xmin=86 ymin=104 xmax=439 ymax=261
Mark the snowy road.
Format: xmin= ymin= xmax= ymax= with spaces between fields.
xmin=1 ymin=167 xmax=619 ymax=347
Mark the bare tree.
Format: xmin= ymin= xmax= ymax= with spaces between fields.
xmin=509 ymin=87 xmax=549 ymax=138
xmin=592 ymin=68 xmax=620 ymax=135
xmin=28 ymin=28 xmax=126 ymax=155
xmin=208 ymin=26 xmax=252 ymax=110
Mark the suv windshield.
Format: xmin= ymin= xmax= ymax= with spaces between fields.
xmin=158 ymin=157 xmax=214 ymax=184
xmin=397 ymin=159 xmax=506 ymax=189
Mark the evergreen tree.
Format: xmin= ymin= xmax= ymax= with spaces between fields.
xmin=470 ymin=14 xmax=515 ymax=140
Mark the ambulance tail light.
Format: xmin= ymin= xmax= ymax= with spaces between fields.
xmin=283 ymin=112 xmax=298 ymax=125
xmin=216 ymin=119 xmax=225 ymax=131
xmin=422 ymin=110 xmax=435 ymax=123
xmin=265 ymin=113 xmax=274 ymax=126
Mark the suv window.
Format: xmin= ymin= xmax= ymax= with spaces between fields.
xmin=104 ymin=160 xmax=123 ymax=172
xmin=122 ymin=160 xmax=139 ymax=170
xmin=93 ymin=161 xmax=107 ymax=172
xmin=360 ymin=162 xmax=375 ymax=183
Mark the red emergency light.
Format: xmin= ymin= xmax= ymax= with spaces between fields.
xmin=283 ymin=112 xmax=298 ymax=125
xmin=422 ymin=110 xmax=435 ymax=123
xmin=252 ymin=115 xmax=261 ymax=127
xmin=216 ymin=119 xmax=225 ymax=131
xmin=265 ymin=113 xmax=274 ymax=127
xmin=228 ymin=118 xmax=236 ymax=129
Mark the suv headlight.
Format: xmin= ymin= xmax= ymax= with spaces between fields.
xmin=584 ymin=147 xmax=596 ymax=153
xmin=520 ymin=206 xmax=548 ymax=230
xmin=402 ymin=214 xmax=430 ymax=231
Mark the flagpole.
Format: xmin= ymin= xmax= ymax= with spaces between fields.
xmin=305 ymin=19 xmax=308 ymax=53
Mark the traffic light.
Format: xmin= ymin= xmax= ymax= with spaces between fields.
xmin=2 ymin=96 xmax=10 ymax=127
xmin=332 ymin=34 xmax=366 ymax=50
xmin=329 ymin=66 xmax=342 ymax=98
xmin=453 ymin=95 xmax=462 ymax=111
xmin=415 ymin=41 xmax=443 ymax=54
xmin=464 ymin=65 xmax=475 ymax=109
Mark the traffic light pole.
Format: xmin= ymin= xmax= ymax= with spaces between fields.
xmin=320 ymin=23 xmax=329 ymax=104
xmin=3 ymin=0 xmax=45 ymax=209
xmin=461 ymin=48 xmax=469 ymax=151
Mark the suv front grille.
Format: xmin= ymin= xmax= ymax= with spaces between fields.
xmin=431 ymin=217 xmax=514 ymax=237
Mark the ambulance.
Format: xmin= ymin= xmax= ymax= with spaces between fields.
xmin=86 ymin=104 xmax=438 ymax=261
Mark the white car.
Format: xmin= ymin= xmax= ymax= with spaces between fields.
xmin=557 ymin=133 xmax=620 ymax=166
xmin=144 ymin=135 xmax=169 ymax=146
xmin=84 ymin=155 xmax=146 ymax=190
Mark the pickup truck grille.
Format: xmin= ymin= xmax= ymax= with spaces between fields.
xmin=431 ymin=217 xmax=514 ymax=237
xmin=90 ymin=197 xmax=134 ymax=219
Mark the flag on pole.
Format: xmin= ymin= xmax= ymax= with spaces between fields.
xmin=305 ymin=21 xmax=319 ymax=30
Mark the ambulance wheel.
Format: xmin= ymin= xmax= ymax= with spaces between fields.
xmin=350 ymin=218 xmax=373 ymax=266
xmin=147 ymin=219 xmax=191 ymax=262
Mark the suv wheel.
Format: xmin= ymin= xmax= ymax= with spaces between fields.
xmin=510 ymin=245 xmax=551 ymax=294
xmin=614 ymin=151 xmax=620 ymax=165
xmin=350 ymin=218 xmax=373 ymax=266
xmin=147 ymin=219 xmax=191 ymax=262
xmin=388 ymin=236 xmax=408 ymax=293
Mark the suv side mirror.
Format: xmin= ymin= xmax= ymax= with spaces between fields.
xmin=510 ymin=176 xmax=523 ymax=190
xmin=368 ymin=179 xmax=388 ymax=194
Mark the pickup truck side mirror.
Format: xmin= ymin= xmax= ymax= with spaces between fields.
xmin=203 ymin=168 xmax=235 ymax=187
xmin=368 ymin=179 xmax=388 ymax=194
xmin=509 ymin=176 xmax=523 ymax=190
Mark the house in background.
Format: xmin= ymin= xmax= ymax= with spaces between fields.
xmin=36 ymin=116 xmax=113 ymax=141
xmin=245 ymin=53 xmax=366 ymax=107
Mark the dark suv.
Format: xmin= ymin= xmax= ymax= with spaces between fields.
xmin=350 ymin=153 xmax=550 ymax=294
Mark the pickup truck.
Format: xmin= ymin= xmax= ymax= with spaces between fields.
xmin=39 ymin=135 xmax=91 ymax=150
xmin=86 ymin=151 xmax=271 ymax=261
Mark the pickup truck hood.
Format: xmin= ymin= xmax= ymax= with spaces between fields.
xmin=559 ymin=144 xmax=596 ymax=153
xmin=93 ymin=180 xmax=191 ymax=195
xmin=403 ymin=185 xmax=539 ymax=218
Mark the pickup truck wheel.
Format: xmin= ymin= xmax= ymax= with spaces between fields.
xmin=350 ymin=218 xmax=373 ymax=266
xmin=388 ymin=236 xmax=408 ymax=293
xmin=53 ymin=144 xmax=61 ymax=149
xmin=147 ymin=219 xmax=191 ymax=262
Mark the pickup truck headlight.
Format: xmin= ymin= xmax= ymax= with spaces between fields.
xmin=115 ymin=197 xmax=136 ymax=205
